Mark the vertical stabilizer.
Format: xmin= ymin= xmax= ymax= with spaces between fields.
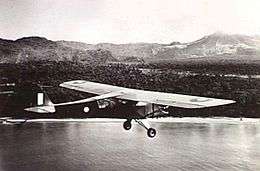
xmin=18 ymin=83 xmax=56 ymax=113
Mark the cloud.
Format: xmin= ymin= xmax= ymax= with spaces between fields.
xmin=0 ymin=0 xmax=260 ymax=43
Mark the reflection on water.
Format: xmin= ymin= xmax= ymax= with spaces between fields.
xmin=0 ymin=118 xmax=260 ymax=171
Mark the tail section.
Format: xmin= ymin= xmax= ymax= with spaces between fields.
xmin=24 ymin=93 xmax=55 ymax=113
xmin=19 ymin=83 xmax=56 ymax=113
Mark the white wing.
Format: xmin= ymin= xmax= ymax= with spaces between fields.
xmin=59 ymin=80 xmax=235 ymax=109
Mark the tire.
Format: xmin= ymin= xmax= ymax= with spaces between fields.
xmin=123 ymin=121 xmax=131 ymax=130
xmin=147 ymin=128 xmax=156 ymax=138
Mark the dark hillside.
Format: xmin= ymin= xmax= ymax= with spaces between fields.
xmin=0 ymin=61 xmax=259 ymax=118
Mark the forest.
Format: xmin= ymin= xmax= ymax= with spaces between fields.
xmin=0 ymin=61 xmax=259 ymax=118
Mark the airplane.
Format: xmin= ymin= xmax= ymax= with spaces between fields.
xmin=0 ymin=80 xmax=236 ymax=138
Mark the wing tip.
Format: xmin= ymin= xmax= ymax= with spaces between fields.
xmin=59 ymin=80 xmax=87 ymax=87
xmin=202 ymin=99 xmax=236 ymax=108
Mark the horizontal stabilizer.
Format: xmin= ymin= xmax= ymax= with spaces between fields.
xmin=24 ymin=105 xmax=56 ymax=113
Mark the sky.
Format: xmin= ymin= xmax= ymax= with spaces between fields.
xmin=0 ymin=0 xmax=260 ymax=43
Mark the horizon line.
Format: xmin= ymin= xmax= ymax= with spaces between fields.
xmin=1 ymin=31 xmax=259 ymax=45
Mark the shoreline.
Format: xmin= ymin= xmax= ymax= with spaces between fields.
xmin=1 ymin=117 xmax=259 ymax=124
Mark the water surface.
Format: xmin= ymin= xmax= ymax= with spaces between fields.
xmin=0 ymin=118 xmax=259 ymax=171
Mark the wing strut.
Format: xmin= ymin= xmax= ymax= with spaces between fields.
xmin=24 ymin=91 xmax=123 ymax=114
xmin=54 ymin=91 xmax=123 ymax=106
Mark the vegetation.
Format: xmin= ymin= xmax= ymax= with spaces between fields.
xmin=0 ymin=61 xmax=260 ymax=118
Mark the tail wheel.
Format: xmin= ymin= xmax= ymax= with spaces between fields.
xmin=123 ymin=120 xmax=132 ymax=130
xmin=147 ymin=128 xmax=156 ymax=138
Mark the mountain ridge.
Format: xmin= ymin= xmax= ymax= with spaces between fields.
xmin=1 ymin=33 xmax=260 ymax=64
xmin=0 ymin=37 xmax=115 ymax=64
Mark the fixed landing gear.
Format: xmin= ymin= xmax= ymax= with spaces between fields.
xmin=147 ymin=128 xmax=156 ymax=138
xmin=123 ymin=119 xmax=132 ymax=130
xmin=123 ymin=119 xmax=157 ymax=138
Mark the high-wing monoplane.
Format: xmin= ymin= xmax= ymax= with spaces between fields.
xmin=1 ymin=80 xmax=235 ymax=138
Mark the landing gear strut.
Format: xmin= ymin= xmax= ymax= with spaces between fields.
xmin=134 ymin=119 xmax=156 ymax=138
xmin=123 ymin=119 xmax=157 ymax=138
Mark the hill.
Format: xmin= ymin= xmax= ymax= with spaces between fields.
xmin=58 ymin=32 xmax=260 ymax=63
xmin=0 ymin=37 xmax=115 ymax=64
xmin=1 ymin=33 xmax=260 ymax=64
xmin=153 ymin=32 xmax=260 ymax=62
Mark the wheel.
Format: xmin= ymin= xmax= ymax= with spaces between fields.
xmin=123 ymin=120 xmax=132 ymax=130
xmin=147 ymin=128 xmax=156 ymax=138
